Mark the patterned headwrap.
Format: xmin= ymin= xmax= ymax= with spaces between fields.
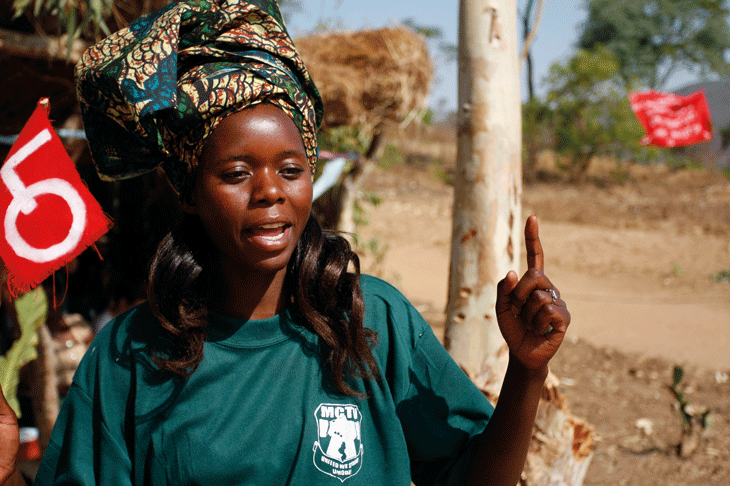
xmin=75 ymin=0 xmax=323 ymax=197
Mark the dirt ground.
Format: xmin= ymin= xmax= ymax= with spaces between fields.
xmin=356 ymin=159 xmax=730 ymax=485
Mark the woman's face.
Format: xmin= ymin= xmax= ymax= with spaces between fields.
xmin=185 ymin=103 xmax=313 ymax=279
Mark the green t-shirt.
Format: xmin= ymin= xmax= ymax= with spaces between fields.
xmin=34 ymin=275 xmax=493 ymax=485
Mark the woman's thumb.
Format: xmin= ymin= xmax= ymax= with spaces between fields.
xmin=495 ymin=270 xmax=519 ymax=315
xmin=0 ymin=382 xmax=20 ymax=484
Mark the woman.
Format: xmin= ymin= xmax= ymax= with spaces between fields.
xmin=0 ymin=0 xmax=570 ymax=484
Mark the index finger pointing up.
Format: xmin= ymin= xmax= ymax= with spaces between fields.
xmin=525 ymin=215 xmax=544 ymax=272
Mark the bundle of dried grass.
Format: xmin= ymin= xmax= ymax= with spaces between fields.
xmin=296 ymin=25 xmax=433 ymax=136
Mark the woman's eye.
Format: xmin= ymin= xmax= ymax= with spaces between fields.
xmin=281 ymin=165 xmax=305 ymax=178
xmin=221 ymin=168 xmax=249 ymax=182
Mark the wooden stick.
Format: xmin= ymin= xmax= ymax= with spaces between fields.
xmin=0 ymin=29 xmax=88 ymax=64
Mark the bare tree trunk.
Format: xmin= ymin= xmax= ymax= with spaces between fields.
xmin=446 ymin=2 xmax=595 ymax=484
xmin=336 ymin=130 xmax=384 ymax=236
xmin=445 ymin=0 xmax=522 ymax=389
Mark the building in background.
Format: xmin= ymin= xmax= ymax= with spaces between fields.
xmin=675 ymin=81 xmax=730 ymax=168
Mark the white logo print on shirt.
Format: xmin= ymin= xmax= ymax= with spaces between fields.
xmin=312 ymin=403 xmax=363 ymax=482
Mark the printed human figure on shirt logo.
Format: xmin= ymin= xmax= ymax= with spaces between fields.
xmin=313 ymin=403 xmax=363 ymax=482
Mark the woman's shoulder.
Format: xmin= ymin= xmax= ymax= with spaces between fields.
xmin=91 ymin=301 xmax=157 ymax=352
xmin=358 ymin=274 xmax=430 ymax=342
xmin=359 ymin=274 xmax=423 ymax=319
xmin=359 ymin=274 xmax=410 ymax=304
xmin=74 ymin=302 xmax=159 ymax=390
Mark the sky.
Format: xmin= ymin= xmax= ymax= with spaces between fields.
xmin=287 ymin=0 xmax=703 ymax=113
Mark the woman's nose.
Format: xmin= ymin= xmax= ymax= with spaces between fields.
xmin=251 ymin=169 xmax=285 ymax=204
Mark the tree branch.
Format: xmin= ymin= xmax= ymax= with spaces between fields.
xmin=520 ymin=0 xmax=544 ymax=64
xmin=0 ymin=28 xmax=88 ymax=64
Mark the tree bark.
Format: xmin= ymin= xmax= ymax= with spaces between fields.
xmin=446 ymin=2 xmax=595 ymax=484
xmin=520 ymin=373 xmax=596 ymax=486
xmin=445 ymin=0 xmax=522 ymax=386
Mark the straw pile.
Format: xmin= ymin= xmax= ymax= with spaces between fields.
xmin=296 ymin=26 xmax=433 ymax=135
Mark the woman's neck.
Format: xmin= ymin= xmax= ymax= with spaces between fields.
xmin=211 ymin=265 xmax=290 ymax=320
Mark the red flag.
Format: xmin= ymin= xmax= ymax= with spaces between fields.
xmin=0 ymin=99 xmax=112 ymax=295
xmin=629 ymin=90 xmax=713 ymax=147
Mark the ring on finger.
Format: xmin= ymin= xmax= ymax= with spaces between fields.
xmin=545 ymin=288 xmax=558 ymax=305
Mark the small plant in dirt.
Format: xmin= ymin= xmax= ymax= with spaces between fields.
xmin=710 ymin=268 xmax=730 ymax=283
xmin=671 ymin=262 xmax=684 ymax=277
xmin=352 ymin=192 xmax=382 ymax=228
xmin=346 ymin=191 xmax=392 ymax=279
xmin=358 ymin=237 xmax=390 ymax=279
xmin=608 ymin=166 xmax=630 ymax=184
xmin=667 ymin=365 xmax=711 ymax=458
xmin=666 ymin=155 xmax=704 ymax=171
xmin=378 ymin=144 xmax=404 ymax=169
xmin=427 ymin=162 xmax=453 ymax=186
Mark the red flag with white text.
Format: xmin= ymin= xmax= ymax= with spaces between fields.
xmin=629 ymin=90 xmax=713 ymax=147
xmin=0 ymin=99 xmax=112 ymax=295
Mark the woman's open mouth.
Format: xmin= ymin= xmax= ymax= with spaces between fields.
xmin=247 ymin=223 xmax=291 ymax=245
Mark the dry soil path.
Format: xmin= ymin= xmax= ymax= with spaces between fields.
xmin=358 ymin=171 xmax=730 ymax=372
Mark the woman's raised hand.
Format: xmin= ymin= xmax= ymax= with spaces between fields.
xmin=0 ymin=384 xmax=20 ymax=485
xmin=495 ymin=215 xmax=570 ymax=371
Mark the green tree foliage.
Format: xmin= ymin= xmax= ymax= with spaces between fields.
xmin=12 ymin=0 xmax=116 ymax=43
xmin=11 ymin=0 xmax=301 ymax=50
xmin=579 ymin=0 xmax=730 ymax=89
xmin=538 ymin=46 xmax=648 ymax=180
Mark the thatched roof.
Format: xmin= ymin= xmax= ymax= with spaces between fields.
xmin=296 ymin=26 xmax=433 ymax=135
